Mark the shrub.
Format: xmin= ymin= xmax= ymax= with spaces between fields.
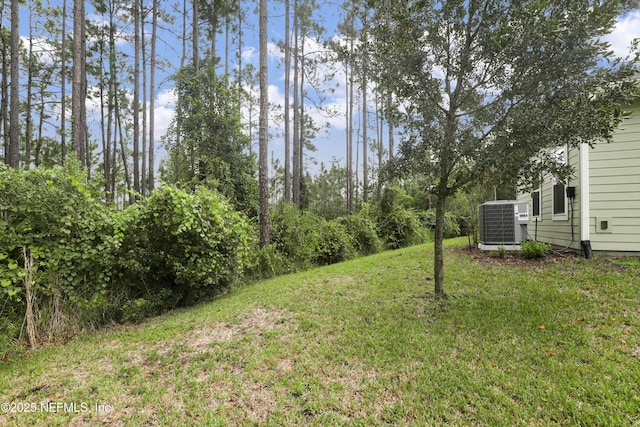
xmin=418 ymin=210 xmax=462 ymax=239
xmin=270 ymin=203 xmax=323 ymax=269
xmin=521 ymin=240 xmax=551 ymax=259
xmin=245 ymin=245 xmax=294 ymax=279
xmin=378 ymin=206 xmax=425 ymax=250
xmin=0 ymin=164 xmax=118 ymax=349
xmin=337 ymin=214 xmax=381 ymax=256
xmin=118 ymin=185 xmax=253 ymax=309
xmin=313 ymin=220 xmax=356 ymax=266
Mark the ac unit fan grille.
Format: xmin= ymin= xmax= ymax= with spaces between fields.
xmin=480 ymin=204 xmax=516 ymax=244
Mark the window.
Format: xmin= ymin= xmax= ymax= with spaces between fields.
xmin=531 ymin=190 xmax=541 ymax=219
xmin=552 ymin=183 xmax=566 ymax=215
xmin=552 ymin=146 xmax=569 ymax=221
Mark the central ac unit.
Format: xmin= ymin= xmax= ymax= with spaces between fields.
xmin=479 ymin=200 xmax=529 ymax=249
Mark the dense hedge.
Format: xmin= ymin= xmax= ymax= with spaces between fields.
xmin=117 ymin=186 xmax=253 ymax=316
xmin=0 ymin=165 xmax=118 ymax=355
xmin=0 ymin=166 xmax=252 ymax=357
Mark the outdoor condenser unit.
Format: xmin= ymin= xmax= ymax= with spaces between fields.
xmin=479 ymin=200 xmax=529 ymax=249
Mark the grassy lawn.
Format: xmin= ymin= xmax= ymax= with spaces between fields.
xmin=1 ymin=238 xmax=639 ymax=426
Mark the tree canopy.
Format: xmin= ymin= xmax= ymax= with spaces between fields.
xmin=368 ymin=0 xmax=640 ymax=297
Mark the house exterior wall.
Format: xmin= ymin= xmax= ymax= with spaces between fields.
xmin=588 ymin=102 xmax=640 ymax=253
xmin=521 ymin=146 xmax=582 ymax=251
xmin=519 ymin=101 xmax=640 ymax=255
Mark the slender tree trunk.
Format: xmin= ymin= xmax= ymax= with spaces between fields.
xmin=181 ymin=0 xmax=187 ymax=68
xmin=35 ymin=72 xmax=48 ymax=167
xmin=284 ymin=0 xmax=291 ymax=202
xmin=149 ymin=0 xmax=157 ymax=193
xmin=387 ymin=91 xmax=393 ymax=160
xmin=108 ymin=6 xmax=117 ymax=201
xmin=193 ymin=0 xmax=199 ymax=69
xmin=61 ymin=0 xmax=67 ymax=165
xmin=258 ymin=0 xmax=270 ymax=247
xmin=362 ymin=29 xmax=368 ymax=203
xmin=345 ymin=59 xmax=350 ymax=211
xmin=8 ymin=0 xmax=20 ymax=168
xmin=98 ymin=24 xmax=109 ymax=196
xmin=72 ymin=0 xmax=86 ymax=166
xmin=116 ymin=93 xmax=133 ymax=206
xmin=347 ymin=34 xmax=355 ymax=213
xmin=100 ymin=60 xmax=109 ymax=195
xmin=23 ymin=248 xmax=37 ymax=348
xmin=377 ymin=92 xmax=383 ymax=201
xmin=1 ymin=20 xmax=8 ymax=165
xmin=141 ymin=1 xmax=147 ymax=196
xmin=132 ymin=0 xmax=140 ymax=195
xmin=225 ymin=13 xmax=229 ymax=75
xmin=236 ymin=3 xmax=242 ymax=113
xmin=299 ymin=34 xmax=305 ymax=205
xmin=292 ymin=1 xmax=300 ymax=208
xmin=433 ymin=189 xmax=447 ymax=298
xmin=25 ymin=9 xmax=34 ymax=170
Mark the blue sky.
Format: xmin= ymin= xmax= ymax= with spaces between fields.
xmin=15 ymin=2 xmax=640 ymax=179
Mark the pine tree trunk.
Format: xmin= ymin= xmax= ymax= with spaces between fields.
xmin=149 ymin=0 xmax=158 ymax=193
xmin=133 ymin=0 xmax=140 ymax=195
xmin=362 ymin=71 xmax=368 ymax=203
xmin=141 ymin=1 xmax=147 ymax=196
xmin=258 ymin=0 xmax=270 ymax=247
xmin=61 ymin=0 xmax=67 ymax=165
xmin=292 ymin=1 xmax=300 ymax=208
xmin=284 ymin=0 xmax=291 ymax=203
xmin=8 ymin=0 xmax=20 ymax=168
xmin=193 ymin=0 xmax=199 ymax=69
xmin=72 ymin=0 xmax=86 ymax=166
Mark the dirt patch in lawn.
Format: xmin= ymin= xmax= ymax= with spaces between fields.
xmin=186 ymin=307 xmax=292 ymax=351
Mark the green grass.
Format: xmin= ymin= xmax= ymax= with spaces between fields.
xmin=1 ymin=238 xmax=639 ymax=425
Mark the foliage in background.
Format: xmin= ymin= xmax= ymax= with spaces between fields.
xmin=337 ymin=209 xmax=382 ymax=256
xmin=375 ymin=188 xmax=427 ymax=249
xmin=269 ymin=203 xmax=324 ymax=271
xmin=0 ymin=163 xmax=119 ymax=356
xmin=163 ymin=59 xmax=258 ymax=217
xmin=313 ymin=220 xmax=356 ymax=266
xmin=117 ymin=185 xmax=253 ymax=313
xmin=0 ymin=166 xmax=254 ymax=356
xmin=418 ymin=210 xmax=461 ymax=240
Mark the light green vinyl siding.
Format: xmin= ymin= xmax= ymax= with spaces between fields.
xmin=519 ymin=146 xmax=581 ymax=250
xmin=518 ymin=101 xmax=640 ymax=254
xmin=588 ymin=102 xmax=640 ymax=253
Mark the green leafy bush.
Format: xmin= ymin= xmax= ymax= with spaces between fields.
xmin=0 ymin=164 xmax=119 ymax=348
xmin=313 ymin=220 xmax=356 ymax=266
xmin=378 ymin=206 xmax=425 ymax=250
xmin=118 ymin=185 xmax=253 ymax=309
xmin=270 ymin=203 xmax=323 ymax=270
xmin=337 ymin=213 xmax=381 ymax=256
xmin=418 ymin=210 xmax=462 ymax=239
xmin=245 ymin=245 xmax=294 ymax=279
xmin=521 ymin=240 xmax=551 ymax=259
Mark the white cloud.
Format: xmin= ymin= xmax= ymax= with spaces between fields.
xmin=604 ymin=9 xmax=640 ymax=58
xmin=242 ymin=46 xmax=257 ymax=64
